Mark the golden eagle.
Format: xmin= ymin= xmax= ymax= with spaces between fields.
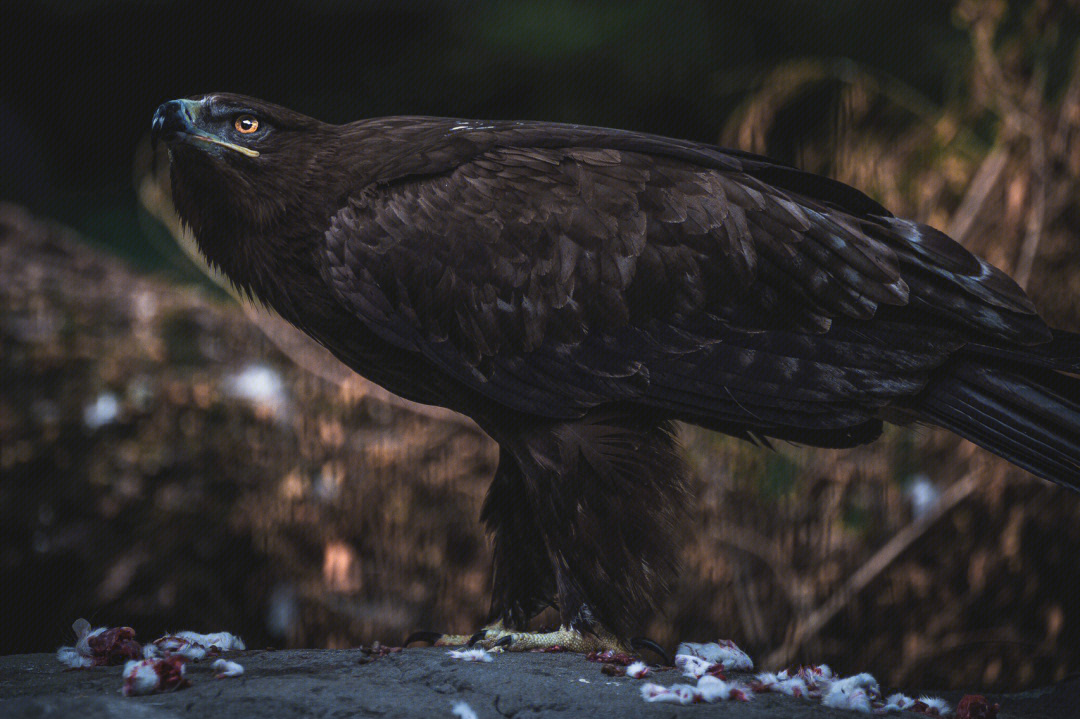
xmin=152 ymin=93 xmax=1080 ymax=656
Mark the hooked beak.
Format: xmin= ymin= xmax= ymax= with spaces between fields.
xmin=151 ymin=99 xmax=260 ymax=158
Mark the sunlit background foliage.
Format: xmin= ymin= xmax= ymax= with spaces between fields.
xmin=4 ymin=0 xmax=1080 ymax=692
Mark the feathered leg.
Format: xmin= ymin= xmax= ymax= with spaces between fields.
xmin=407 ymin=411 xmax=687 ymax=660
xmin=482 ymin=448 xmax=558 ymax=627
xmin=474 ymin=412 xmax=688 ymax=656
xmin=416 ymin=450 xmax=556 ymax=648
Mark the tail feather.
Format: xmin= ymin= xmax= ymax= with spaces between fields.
xmin=915 ymin=331 xmax=1080 ymax=485
xmin=963 ymin=329 xmax=1080 ymax=372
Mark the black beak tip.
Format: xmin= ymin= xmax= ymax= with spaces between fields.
xmin=151 ymin=100 xmax=190 ymax=144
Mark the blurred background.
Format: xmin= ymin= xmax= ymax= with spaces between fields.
xmin=4 ymin=0 xmax=1080 ymax=693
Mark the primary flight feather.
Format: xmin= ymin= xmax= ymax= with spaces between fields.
xmin=152 ymin=93 xmax=1080 ymax=651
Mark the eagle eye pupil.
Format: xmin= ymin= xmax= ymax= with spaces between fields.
xmin=235 ymin=115 xmax=259 ymax=134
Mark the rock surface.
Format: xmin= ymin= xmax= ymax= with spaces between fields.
xmin=2 ymin=648 xmax=1078 ymax=718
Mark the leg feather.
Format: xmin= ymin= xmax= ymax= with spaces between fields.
xmin=480 ymin=448 xmax=557 ymax=629
xmin=506 ymin=410 xmax=690 ymax=639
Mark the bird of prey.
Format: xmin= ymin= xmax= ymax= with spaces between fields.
xmin=152 ymin=93 xmax=1080 ymax=656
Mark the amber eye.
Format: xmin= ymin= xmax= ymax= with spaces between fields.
xmin=234 ymin=115 xmax=259 ymax=134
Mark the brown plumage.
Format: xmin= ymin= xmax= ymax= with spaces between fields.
xmin=152 ymin=93 xmax=1080 ymax=642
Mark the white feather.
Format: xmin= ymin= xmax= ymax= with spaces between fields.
xmin=451 ymin=701 xmax=479 ymax=719
xmin=446 ymin=648 xmax=493 ymax=663
xmin=213 ymin=659 xmax=244 ymax=677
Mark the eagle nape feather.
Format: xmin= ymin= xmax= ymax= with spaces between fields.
xmin=153 ymin=93 xmax=1080 ymax=649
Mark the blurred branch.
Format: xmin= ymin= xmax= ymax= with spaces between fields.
xmin=765 ymin=472 xmax=979 ymax=669
xmin=946 ymin=145 xmax=1010 ymax=243
xmin=894 ymin=627 xmax=1028 ymax=686
xmin=1015 ymin=132 xmax=1047 ymax=289
xmin=719 ymin=57 xmax=986 ymax=157
xmin=714 ymin=525 xmax=801 ymax=611
xmin=956 ymin=0 xmax=1080 ymax=289
xmin=1052 ymin=46 xmax=1080 ymax=167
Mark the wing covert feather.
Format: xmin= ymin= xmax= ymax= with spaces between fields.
xmin=318 ymin=137 xmax=1045 ymax=428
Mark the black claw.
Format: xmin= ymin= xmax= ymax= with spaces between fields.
xmin=466 ymin=630 xmax=487 ymax=647
xmin=404 ymin=631 xmax=443 ymax=646
xmin=492 ymin=634 xmax=514 ymax=649
xmin=630 ymin=637 xmax=671 ymax=666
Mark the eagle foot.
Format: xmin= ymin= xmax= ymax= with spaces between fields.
xmin=468 ymin=625 xmax=632 ymax=654
xmin=405 ymin=622 xmax=634 ymax=655
xmin=404 ymin=621 xmax=508 ymax=648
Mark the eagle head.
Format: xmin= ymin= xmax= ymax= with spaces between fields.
xmin=151 ymin=93 xmax=340 ymax=293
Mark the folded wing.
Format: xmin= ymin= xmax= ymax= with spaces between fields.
xmin=319 ymin=127 xmax=1049 ymax=446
